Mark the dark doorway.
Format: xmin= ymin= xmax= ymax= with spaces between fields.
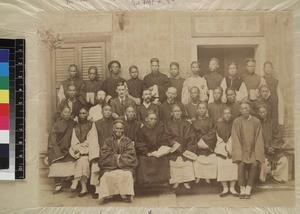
xmin=197 ymin=46 xmax=255 ymax=78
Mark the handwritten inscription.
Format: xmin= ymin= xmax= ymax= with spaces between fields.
xmin=130 ymin=0 xmax=175 ymax=6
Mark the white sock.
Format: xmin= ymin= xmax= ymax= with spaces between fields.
xmin=222 ymin=187 xmax=229 ymax=193
xmin=245 ymin=186 xmax=252 ymax=195
xmin=71 ymin=178 xmax=79 ymax=189
xmin=240 ymin=186 xmax=246 ymax=194
xmin=230 ymin=187 xmax=238 ymax=194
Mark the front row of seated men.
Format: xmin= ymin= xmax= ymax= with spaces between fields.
xmin=47 ymin=96 xmax=288 ymax=204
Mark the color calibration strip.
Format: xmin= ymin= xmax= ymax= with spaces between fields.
xmin=0 ymin=49 xmax=9 ymax=170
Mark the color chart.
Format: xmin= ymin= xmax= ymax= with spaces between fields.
xmin=0 ymin=49 xmax=9 ymax=170
xmin=0 ymin=39 xmax=25 ymax=180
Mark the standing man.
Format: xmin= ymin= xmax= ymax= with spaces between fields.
xmin=142 ymin=58 xmax=171 ymax=104
xmin=231 ymin=102 xmax=265 ymax=199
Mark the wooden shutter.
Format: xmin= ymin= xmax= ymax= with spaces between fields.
xmin=78 ymin=42 xmax=106 ymax=81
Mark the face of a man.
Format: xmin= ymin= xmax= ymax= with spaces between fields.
xmin=223 ymin=109 xmax=232 ymax=121
xmin=69 ymin=66 xmax=78 ymax=78
xmin=264 ymin=63 xmax=273 ymax=76
xmin=258 ymin=107 xmax=267 ymax=120
xmin=191 ymin=63 xmax=200 ymax=75
xmin=78 ymin=109 xmax=88 ymax=122
xmin=166 ymin=88 xmax=177 ymax=101
xmin=125 ymin=107 xmax=135 ymax=120
xmin=113 ymin=123 xmax=124 ymax=138
xmin=130 ymin=68 xmax=139 ymax=79
xmin=116 ymin=85 xmax=126 ymax=98
xmin=260 ymin=87 xmax=270 ymax=99
xmin=190 ymin=88 xmax=200 ymax=100
xmin=170 ymin=65 xmax=179 ymax=78
xmin=96 ymin=91 xmax=106 ymax=103
xmin=209 ymin=59 xmax=219 ymax=72
xmin=171 ymin=106 xmax=182 ymax=120
xmin=246 ymin=61 xmax=256 ymax=74
xmin=88 ymin=69 xmax=97 ymax=81
xmin=110 ymin=63 xmax=120 ymax=75
xmin=240 ymin=103 xmax=251 ymax=118
xmin=61 ymin=107 xmax=71 ymax=120
xmin=228 ymin=64 xmax=238 ymax=76
xmin=142 ymin=90 xmax=152 ymax=103
xmin=102 ymin=106 xmax=112 ymax=118
xmin=226 ymin=90 xmax=236 ymax=103
xmin=67 ymin=85 xmax=77 ymax=99
xmin=150 ymin=62 xmax=159 ymax=73
xmin=213 ymin=88 xmax=222 ymax=102
xmin=145 ymin=113 xmax=157 ymax=127
xmin=197 ymin=103 xmax=207 ymax=117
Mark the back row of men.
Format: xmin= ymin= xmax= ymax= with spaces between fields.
xmin=56 ymin=57 xmax=284 ymax=125
xmin=47 ymin=58 xmax=288 ymax=204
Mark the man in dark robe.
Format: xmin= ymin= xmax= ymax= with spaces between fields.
xmin=88 ymin=104 xmax=115 ymax=198
xmin=119 ymin=106 xmax=142 ymax=142
xmin=96 ymin=120 xmax=138 ymax=204
xmin=136 ymin=89 xmax=159 ymax=122
xmin=102 ymin=60 xmax=126 ymax=100
xmin=192 ymin=102 xmax=218 ymax=183
xmin=257 ymin=106 xmax=288 ymax=183
xmin=185 ymin=86 xmax=200 ymax=121
xmin=57 ymin=64 xmax=84 ymax=104
xmin=48 ymin=106 xmax=75 ymax=194
xmin=142 ymin=58 xmax=170 ymax=103
xmin=126 ymin=65 xmax=143 ymax=104
xmin=231 ymin=102 xmax=265 ymax=199
xmin=225 ymin=87 xmax=241 ymax=120
xmin=165 ymin=105 xmax=197 ymax=189
xmin=251 ymin=85 xmax=273 ymax=121
xmin=169 ymin=62 xmax=185 ymax=102
xmin=159 ymin=87 xmax=186 ymax=124
xmin=135 ymin=111 xmax=170 ymax=186
xmin=208 ymin=87 xmax=226 ymax=124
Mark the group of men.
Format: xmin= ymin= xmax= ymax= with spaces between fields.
xmin=47 ymin=57 xmax=288 ymax=204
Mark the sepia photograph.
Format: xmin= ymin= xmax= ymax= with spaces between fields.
xmin=37 ymin=10 xmax=295 ymax=207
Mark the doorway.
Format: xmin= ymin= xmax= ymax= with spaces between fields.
xmin=197 ymin=46 xmax=255 ymax=78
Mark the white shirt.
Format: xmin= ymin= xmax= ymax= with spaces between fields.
xmin=88 ymin=104 xmax=103 ymax=122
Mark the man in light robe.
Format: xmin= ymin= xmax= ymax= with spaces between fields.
xmin=231 ymin=102 xmax=265 ymax=199
xmin=96 ymin=120 xmax=138 ymax=204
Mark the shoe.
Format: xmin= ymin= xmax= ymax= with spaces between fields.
xmin=122 ymin=196 xmax=132 ymax=203
xmin=53 ymin=185 xmax=63 ymax=194
xmin=69 ymin=187 xmax=76 ymax=193
xmin=78 ymin=192 xmax=87 ymax=197
xmin=239 ymin=194 xmax=245 ymax=199
xmin=172 ymin=183 xmax=179 ymax=189
xmin=230 ymin=192 xmax=240 ymax=197
xmin=100 ymin=197 xmax=110 ymax=204
xmin=183 ymin=183 xmax=191 ymax=190
xmin=92 ymin=193 xmax=99 ymax=199
xmin=245 ymin=194 xmax=251 ymax=199
xmin=219 ymin=191 xmax=229 ymax=197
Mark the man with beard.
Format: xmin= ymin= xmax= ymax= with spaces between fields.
xmin=136 ymin=89 xmax=159 ymax=122
xmin=88 ymin=90 xmax=106 ymax=122
xmin=96 ymin=119 xmax=138 ymax=204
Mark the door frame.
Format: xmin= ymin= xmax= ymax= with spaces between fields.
xmin=191 ymin=37 xmax=266 ymax=76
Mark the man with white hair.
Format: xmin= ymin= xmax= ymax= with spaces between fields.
xmin=96 ymin=119 xmax=138 ymax=204
xmin=158 ymin=87 xmax=186 ymax=124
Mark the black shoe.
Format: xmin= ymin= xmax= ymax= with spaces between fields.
xmin=231 ymin=192 xmax=240 ymax=197
xmin=245 ymin=194 xmax=251 ymax=199
xmin=239 ymin=194 xmax=245 ymax=199
xmin=78 ymin=192 xmax=87 ymax=197
xmin=219 ymin=191 xmax=229 ymax=197
xmin=100 ymin=197 xmax=111 ymax=204
xmin=92 ymin=193 xmax=99 ymax=199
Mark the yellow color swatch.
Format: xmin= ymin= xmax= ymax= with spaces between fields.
xmin=0 ymin=90 xmax=9 ymax=103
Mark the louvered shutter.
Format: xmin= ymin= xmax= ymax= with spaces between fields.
xmin=78 ymin=42 xmax=106 ymax=82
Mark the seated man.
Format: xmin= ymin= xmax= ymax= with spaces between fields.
xmin=257 ymin=106 xmax=288 ymax=183
xmin=135 ymin=111 xmax=170 ymax=186
xmin=96 ymin=120 xmax=138 ymax=204
xmin=110 ymin=82 xmax=136 ymax=118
